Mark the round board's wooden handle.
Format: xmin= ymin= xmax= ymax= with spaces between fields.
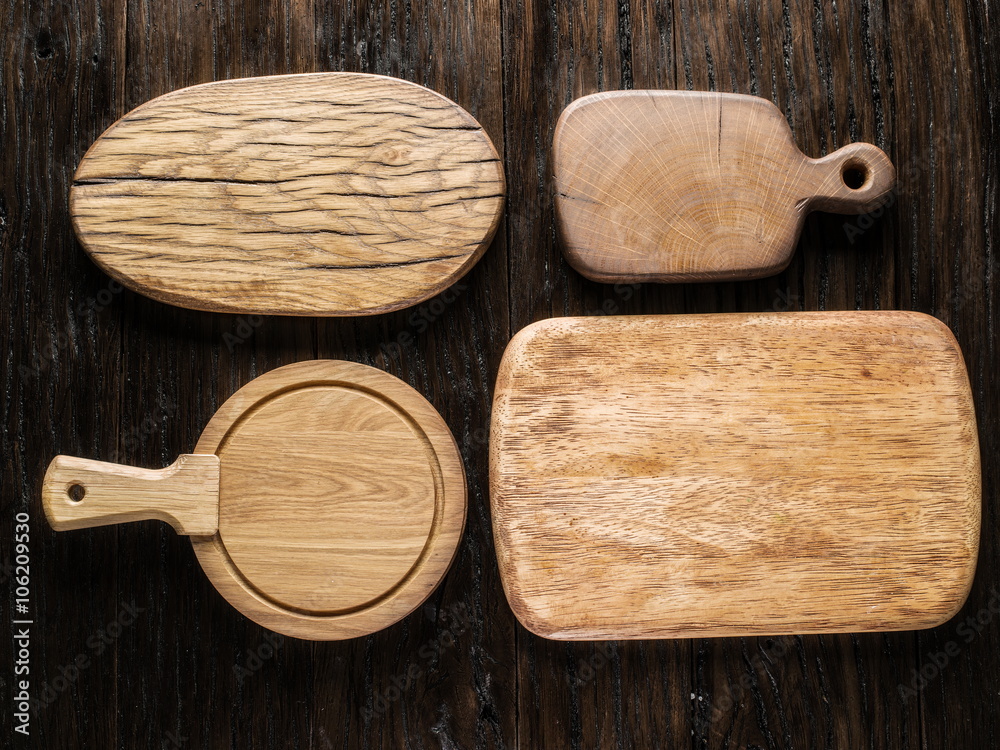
xmin=805 ymin=142 xmax=896 ymax=214
xmin=42 ymin=454 xmax=220 ymax=535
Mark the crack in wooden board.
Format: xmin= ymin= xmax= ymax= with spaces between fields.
xmin=71 ymin=72 xmax=506 ymax=316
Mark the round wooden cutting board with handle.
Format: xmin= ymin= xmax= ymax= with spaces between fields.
xmin=71 ymin=73 xmax=505 ymax=316
xmin=552 ymin=90 xmax=895 ymax=283
xmin=43 ymin=361 xmax=467 ymax=640
xmin=490 ymin=312 xmax=981 ymax=640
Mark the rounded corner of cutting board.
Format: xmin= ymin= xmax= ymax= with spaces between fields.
xmin=496 ymin=568 xmax=566 ymax=640
xmin=498 ymin=319 xmax=555 ymax=368
xmin=493 ymin=318 xmax=580 ymax=415
xmin=557 ymin=240 xmax=622 ymax=284
xmin=555 ymin=90 xmax=607 ymax=126
xmin=511 ymin=609 xmax=566 ymax=641
xmin=902 ymin=555 xmax=980 ymax=635
xmin=904 ymin=310 xmax=967 ymax=352
xmin=942 ymin=567 xmax=980 ymax=625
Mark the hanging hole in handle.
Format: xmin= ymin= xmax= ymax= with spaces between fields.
xmin=68 ymin=483 xmax=86 ymax=503
xmin=842 ymin=162 xmax=869 ymax=190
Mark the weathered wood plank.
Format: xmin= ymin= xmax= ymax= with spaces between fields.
xmin=114 ymin=2 xmax=320 ymax=748
xmin=2 ymin=0 xmax=998 ymax=747
xmin=0 ymin=0 xmax=127 ymax=747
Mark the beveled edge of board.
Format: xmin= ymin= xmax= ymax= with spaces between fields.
xmin=191 ymin=360 xmax=468 ymax=640
xmin=70 ymin=72 xmax=506 ymax=317
xmin=490 ymin=311 xmax=981 ymax=640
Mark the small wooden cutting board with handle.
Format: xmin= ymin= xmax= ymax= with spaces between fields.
xmin=43 ymin=361 xmax=467 ymax=640
xmin=71 ymin=73 xmax=505 ymax=316
xmin=553 ymin=91 xmax=895 ymax=283
xmin=490 ymin=312 xmax=980 ymax=640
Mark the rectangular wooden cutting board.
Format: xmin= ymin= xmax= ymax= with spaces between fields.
xmin=489 ymin=312 xmax=981 ymax=639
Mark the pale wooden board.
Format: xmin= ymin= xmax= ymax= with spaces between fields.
xmin=490 ymin=312 xmax=980 ymax=639
xmin=552 ymin=91 xmax=895 ymax=283
xmin=43 ymin=454 xmax=220 ymax=535
xmin=213 ymin=383 xmax=437 ymax=614
xmin=71 ymin=72 xmax=505 ymax=315
xmin=42 ymin=361 xmax=467 ymax=640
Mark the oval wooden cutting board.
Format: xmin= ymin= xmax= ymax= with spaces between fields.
xmin=71 ymin=73 xmax=505 ymax=316
xmin=553 ymin=91 xmax=895 ymax=283
xmin=490 ymin=312 xmax=980 ymax=640
xmin=43 ymin=361 xmax=467 ymax=640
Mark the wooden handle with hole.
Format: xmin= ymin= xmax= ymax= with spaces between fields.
xmin=42 ymin=455 xmax=220 ymax=535
xmin=804 ymin=142 xmax=896 ymax=214
xmin=551 ymin=91 xmax=898 ymax=284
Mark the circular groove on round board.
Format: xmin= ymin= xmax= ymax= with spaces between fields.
xmin=216 ymin=385 xmax=438 ymax=614
xmin=191 ymin=361 xmax=467 ymax=640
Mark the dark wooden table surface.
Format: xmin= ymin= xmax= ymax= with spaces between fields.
xmin=2 ymin=1 xmax=997 ymax=748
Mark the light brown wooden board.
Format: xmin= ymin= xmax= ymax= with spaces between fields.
xmin=71 ymin=72 xmax=505 ymax=315
xmin=552 ymin=91 xmax=895 ymax=283
xmin=490 ymin=312 xmax=980 ymax=640
xmin=43 ymin=361 xmax=467 ymax=640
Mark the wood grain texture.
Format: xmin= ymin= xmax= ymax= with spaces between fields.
xmin=554 ymin=90 xmax=895 ymax=282
xmin=71 ymin=72 xmax=505 ymax=315
xmin=491 ymin=312 xmax=980 ymax=639
xmin=312 ymin=2 xmax=518 ymax=747
xmin=191 ymin=360 xmax=467 ymax=640
xmin=3 ymin=0 xmax=998 ymax=747
xmin=502 ymin=0 xmax=997 ymax=748
xmin=1 ymin=1 xmax=129 ymax=748
xmin=115 ymin=2 xmax=327 ymax=747
xmin=42 ymin=454 xmax=220 ymax=534
xmin=41 ymin=361 xmax=467 ymax=640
